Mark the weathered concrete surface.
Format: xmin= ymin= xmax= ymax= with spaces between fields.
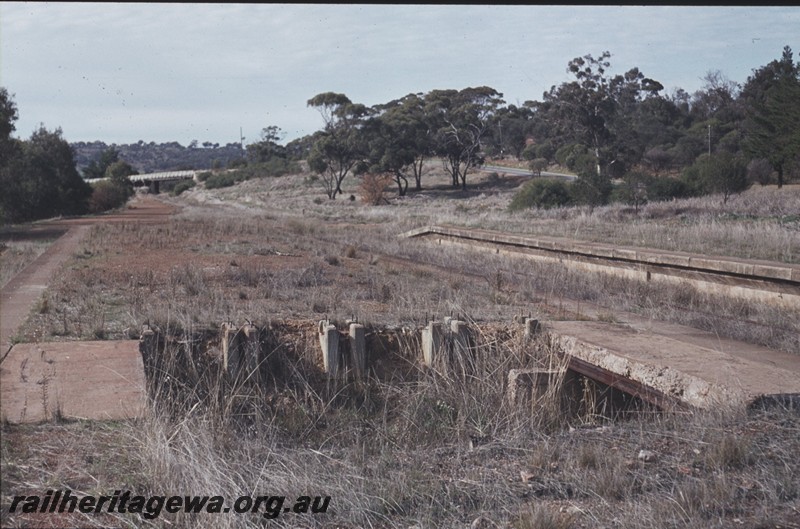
xmin=403 ymin=225 xmax=800 ymax=309
xmin=546 ymin=320 xmax=800 ymax=409
xmin=1 ymin=226 xmax=90 ymax=350
xmin=0 ymin=340 xmax=147 ymax=423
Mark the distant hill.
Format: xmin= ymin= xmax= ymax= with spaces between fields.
xmin=71 ymin=140 xmax=245 ymax=174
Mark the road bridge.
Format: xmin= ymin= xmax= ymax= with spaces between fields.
xmin=86 ymin=170 xmax=198 ymax=193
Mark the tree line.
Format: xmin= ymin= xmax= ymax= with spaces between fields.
xmin=293 ymin=46 xmax=800 ymax=205
xmin=2 ymin=46 xmax=798 ymax=222
xmin=0 ymin=88 xmax=136 ymax=223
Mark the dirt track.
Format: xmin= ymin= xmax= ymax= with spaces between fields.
xmin=1 ymin=195 xmax=177 ymax=350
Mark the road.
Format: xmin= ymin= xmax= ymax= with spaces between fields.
xmin=480 ymin=164 xmax=577 ymax=180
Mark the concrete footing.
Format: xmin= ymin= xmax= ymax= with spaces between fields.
xmin=422 ymin=321 xmax=444 ymax=367
xmin=524 ymin=318 xmax=541 ymax=339
xmin=318 ymin=320 xmax=340 ymax=375
xmin=220 ymin=321 xmax=261 ymax=380
xmin=349 ymin=323 xmax=366 ymax=378
xmin=421 ymin=318 xmax=474 ymax=369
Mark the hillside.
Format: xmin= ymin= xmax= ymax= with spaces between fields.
xmin=71 ymin=140 xmax=246 ymax=174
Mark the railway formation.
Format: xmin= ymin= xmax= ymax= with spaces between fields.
xmin=2 ymin=212 xmax=799 ymax=423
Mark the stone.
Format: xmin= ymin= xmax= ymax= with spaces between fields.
xmin=637 ymin=449 xmax=657 ymax=463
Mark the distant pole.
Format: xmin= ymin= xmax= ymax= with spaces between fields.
xmin=240 ymin=127 xmax=245 ymax=158
xmin=708 ymin=124 xmax=711 ymax=156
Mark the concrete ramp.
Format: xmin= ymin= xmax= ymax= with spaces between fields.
xmin=0 ymin=340 xmax=147 ymax=423
xmin=546 ymin=321 xmax=800 ymax=409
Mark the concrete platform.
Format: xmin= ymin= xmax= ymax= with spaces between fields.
xmin=403 ymin=225 xmax=800 ymax=309
xmin=545 ymin=320 xmax=800 ymax=409
xmin=0 ymin=340 xmax=147 ymax=423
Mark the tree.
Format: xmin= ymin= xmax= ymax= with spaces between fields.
xmin=246 ymin=126 xmax=287 ymax=163
xmin=427 ymin=86 xmax=503 ymax=190
xmin=102 ymin=159 xmax=136 ymax=207
xmin=544 ymin=52 xmax=669 ymax=182
xmin=491 ymin=104 xmax=533 ymax=159
xmin=1 ymin=126 xmax=92 ymax=222
xmin=742 ymin=46 xmax=800 ymax=188
xmin=0 ymin=88 xmax=22 ymax=223
xmin=83 ymin=147 xmax=120 ymax=180
xmin=684 ymin=152 xmax=749 ymax=204
xmin=307 ymin=92 xmax=369 ymax=199
xmin=545 ymin=52 xmax=616 ymax=179
xmin=365 ymin=93 xmax=433 ymax=195
xmin=0 ymin=87 xmax=18 ymax=162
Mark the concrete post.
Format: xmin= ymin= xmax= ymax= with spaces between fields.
xmin=241 ymin=322 xmax=259 ymax=378
xmin=221 ymin=322 xmax=239 ymax=375
xmin=450 ymin=319 xmax=470 ymax=354
xmin=524 ymin=318 xmax=541 ymax=340
xmin=422 ymin=321 xmax=443 ymax=367
xmin=318 ymin=320 xmax=340 ymax=375
xmin=349 ymin=323 xmax=366 ymax=378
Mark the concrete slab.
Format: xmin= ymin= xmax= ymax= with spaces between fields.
xmin=545 ymin=321 xmax=800 ymax=409
xmin=0 ymin=340 xmax=147 ymax=423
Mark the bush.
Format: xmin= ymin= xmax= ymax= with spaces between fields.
xmin=172 ymin=180 xmax=196 ymax=196
xmin=647 ymin=176 xmax=690 ymax=202
xmin=359 ymin=173 xmax=393 ymax=205
xmin=569 ymin=171 xmax=612 ymax=207
xmin=204 ymin=173 xmax=237 ymax=189
xmin=683 ymin=152 xmax=749 ymax=203
xmin=89 ymin=180 xmax=132 ymax=213
xmin=196 ymin=171 xmax=213 ymax=182
xmin=508 ymin=178 xmax=572 ymax=212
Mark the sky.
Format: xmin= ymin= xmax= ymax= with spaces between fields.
xmin=1 ymin=3 xmax=798 ymax=147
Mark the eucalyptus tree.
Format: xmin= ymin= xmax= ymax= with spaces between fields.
xmin=490 ymin=103 xmax=534 ymax=160
xmin=246 ymin=125 xmax=287 ymax=163
xmin=307 ymin=92 xmax=369 ymax=199
xmin=365 ymin=93 xmax=433 ymax=195
xmin=426 ymin=86 xmax=504 ymax=190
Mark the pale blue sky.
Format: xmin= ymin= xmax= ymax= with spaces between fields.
xmin=1 ymin=3 xmax=798 ymax=146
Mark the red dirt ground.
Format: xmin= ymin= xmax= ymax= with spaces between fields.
xmin=1 ymin=195 xmax=176 ymax=423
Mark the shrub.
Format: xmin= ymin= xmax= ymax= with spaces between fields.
xmin=683 ymin=152 xmax=749 ymax=203
xmin=196 ymin=171 xmax=212 ymax=182
xmin=647 ymin=176 xmax=690 ymax=202
xmin=610 ymin=171 xmax=650 ymax=211
xmin=172 ymin=180 xmax=196 ymax=196
xmin=569 ymin=171 xmax=612 ymax=207
xmin=359 ymin=173 xmax=393 ymax=205
xmin=508 ymin=178 xmax=572 ymax=211
xmin=204 ymin=173 xmax=237 ymax=189
xmin=88 ymin=180 xmax=132 ymax=213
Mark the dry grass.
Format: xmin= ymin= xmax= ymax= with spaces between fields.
xmin=0 ymin=239 xmax=53 ymax=288
xmin=3 ymin=164 xmax=800 ymax=528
